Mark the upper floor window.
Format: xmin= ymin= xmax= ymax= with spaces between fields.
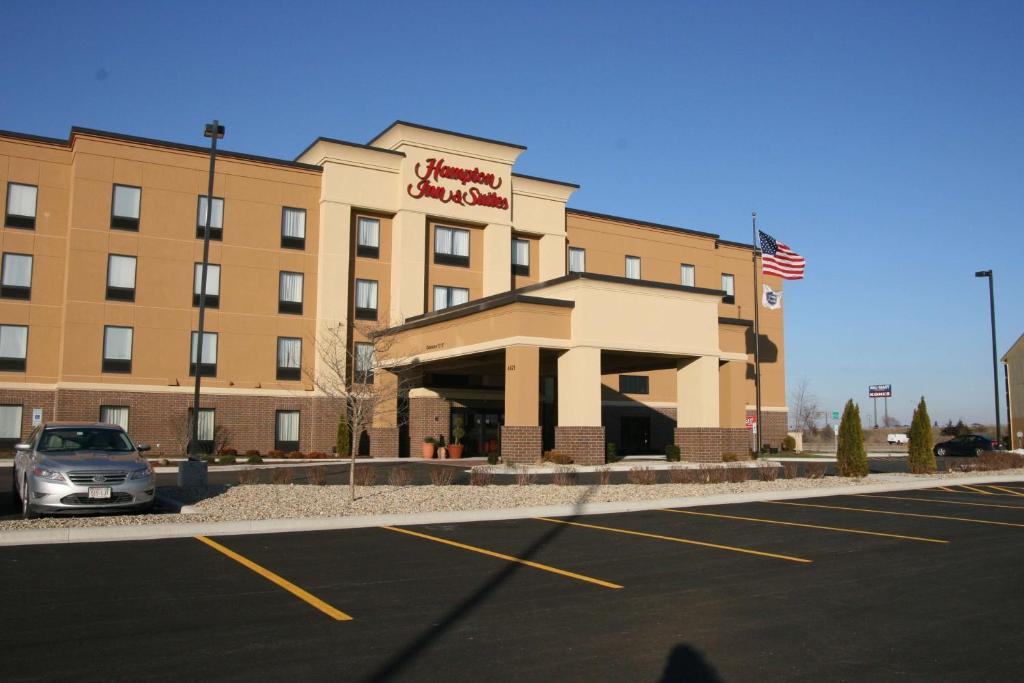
xmin=357 ymin=217 xmax=380 ymax=258
xmin=434 ymin=226 xmax=469 ymax=267
xmin=279 ymin=271 xmax=304 ymax=315
xmin=5 ymin=183 xmax=37 ymax=229
xmin=619 ymin=375 xmax=649 ymax=395
xmin=721 ymin=273 xmax=735 ymax=303
xmin=433 ymin=285 xmax=469 ymax=312
xmin=193 ymin=263 xmax=221 ymax=308
xmin=0 ymin=405 xmax=23 ymax=442
xmin=0 ymin=325 xmax=28 ymax=372
xmin=354 ymin=342 xmax=374 ymax=384
xmin=190 ymin=331 xmax=218 ymax=377
xmin=281 ymin=207 xmax=305 ymax=249
xmin=100 ymin=405 xmax=129 ymax=432
xmin=512 ymin=238 xmax=530 ymax=276
xmin=1 ymin=253 xmax=32 ymax=300
xmin=111 ymin=184 xmax=141 ymax=231
xmin=196 ymin=196 xmax=224 ymax=240
xmin=102 ymin=325 xmax=133 ymax=374
xmin=276 ymin=337 xmax=302 ymax=381
xmin=355 ymin=279 xmax=378 ymax=320
xmin=625 ymin=255 xmax=641 ymax=280
xmin=568 ymin=247 xmax=586 ymax=273
xmin=681 ymin=263 xmax=695 ymax=287
xmin=106 ymin=255 xmax=137 ymax=302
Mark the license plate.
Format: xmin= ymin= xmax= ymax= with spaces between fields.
xmin=88 ymin=487 xmax=112 ymax=499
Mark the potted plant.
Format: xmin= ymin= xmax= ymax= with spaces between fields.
xmin=448 ymin=417 xmax=466 ymax=459
xmin=421 ymin=436 xmax=436 ymax=459
xmin=436 ymin=434 xmax=447 ymax=459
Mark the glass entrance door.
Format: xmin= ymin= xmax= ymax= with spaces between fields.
xmin=451 ymin=409 xmax=504 ymax=457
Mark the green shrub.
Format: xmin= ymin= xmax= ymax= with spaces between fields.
xmin=836 ymin=399 xmax=868 ymax=477
xmin=336 ymin=412 xmax=351 ymax=458
xmin=246 ymin=454 xmax=263 ymax=464
xmin=908 ymin=396 xmax=936 ymax=474
xmin=543 ymin=450 xmax=573 ymax=465
xmin=605 ymin=442 xmax=620 ymax=463
xmin=487 ymin=451 xmax=500 ymax=465
xmin=665 ymin=444 xmax=681 ymax=462
xmin=217 ymin=455 xmax=237 ymax=465
xmin=781 ymin=435 xmax=797 ymax=452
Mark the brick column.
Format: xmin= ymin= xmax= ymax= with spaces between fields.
xmin=502 ymin=425 xmax=542 ymax=464
xmin=720 ymin=428 xmax=752 ymax=459
xmin=555 ymin=426 xmax=606 ymax=465
xmin=504 ymin=346 xmax=542 ymax=463
xmin=674 ymin=427 xmax=723 ymax=463
xmin=368 ymin=427 xmax=399 ymax=458
xmin=409 ymin=395 xmax=450 ymax=451
xmin=371 ymin=368 xmax=399 ymax=458
xmin=556 ymin=347 xmax=604 ymax=465
xmin=676 ymin=355 xmax=722 ymax=461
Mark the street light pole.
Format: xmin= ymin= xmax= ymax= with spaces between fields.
xmin=975 ymin=270 xmax=1001 ymax=445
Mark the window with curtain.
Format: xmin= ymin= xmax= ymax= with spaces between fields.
xmin=0 ymin=325 xmax=28 ymax=371
xmin=102 ymin=326 xmax=133 ymax=373
xmin=0 ymin=405 xmax=22 ymax=440
xmin=196 ymin=196 xmax=224 ymax=240
xmin=276 ymin=337 xmax=302 ymax=380
xmin=190 ymin=331 xmax=218 ymax=377
xmin=512 ymin=238 xmax=530 ymax=275
xmin=275 ymin=410 xmax=300 ymax=451
xmin=681 ymin=264 xmax=695 ymax=287
xmin=187 ymin=408 xmax=215 ymax=452
xmin=355 ymin=342 xmax=374 ymax=384
xmin=100 ymin=406 xmax=129 ymax=432
xmin=625 ymin=255 xmax=641 ymax=280
xmin=433 ymin=286 xmax=469 ymax=311
xmin=193 ymin=263 xmax=221 ymax=308
xmin=111 ymin=184 xmax=141 ymax=230
xmin=721 ymin=273 xmax=735 ymax=303
xmin=1 ymin=253 xmax=32 ymax=299
xmin=281 ymin=207 xmax=306 ymax=249
xmin=357 ymin=217 xmax=380 ymax=258
xmin=434 ymin=225 xmax=470 ymax=266
xmin=5 ymin=183 xmax=37 ymax=229
xmin=279 ymin=271 xmax=304 ymax=314
xmin=568 ymin=247 xmax=586 ymax=273
xmin=106 ymin=255 xmax=137 ymax=302
xmin=355 ymin=279 xmax=378 ymax=320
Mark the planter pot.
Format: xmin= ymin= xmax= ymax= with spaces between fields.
xmin=421 ymin=442 xmax=435 ymax=459
xmin=448 ymin=444 xmax=464 ymax=459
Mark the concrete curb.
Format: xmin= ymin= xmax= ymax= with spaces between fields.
xmin=2 ymin=472 xmax=1023 ymax=547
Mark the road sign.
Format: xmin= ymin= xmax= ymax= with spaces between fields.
xmin=831 ymin=411 xmax=840 ymax=420
xmin=31 ymin=407 xmax=42 ymax=426
xmin=868 ymin=384 xmax=892 ymax=398
xmin=745 ymin=415 xmax=757 ymax=429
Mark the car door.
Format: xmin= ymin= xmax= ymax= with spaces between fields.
xmin=12 ymin=426 xmax=38 ymax=495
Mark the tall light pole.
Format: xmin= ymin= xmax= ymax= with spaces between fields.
xmin=179 ymin=120 xmax=224 ymax=487
xmin=975 ymin=270 xmax=1000 ymax=445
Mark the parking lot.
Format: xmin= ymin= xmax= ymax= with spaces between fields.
xmin=2 ymin=482 xmax=1024 ymax=681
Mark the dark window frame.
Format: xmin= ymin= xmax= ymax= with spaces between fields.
xmin=625 ymin=255 xmax=641 ymax=280
xmin=0 ymin=252 xmax=32 ymax=300
xmin=354 ymin=342 xmax=374 ymax=385
xmin=356 ymin=216 xmax=380 ymax=259
xmin=354 ymin=278 xmax=378 ymax=321
xmin=681 ymin=263 xmax=695 ymax=287
xmin=0 ymin=404 xmax=23 ymax=445
xmin=280 ymin=207 xmax=306 ymax=250
xmin=5 ymin=182 xmax=37 ymax=230
xmin=110 ymin=184 xmax=142 ymax=231
xmin=105 ymin=254 xmax=137 ymax=302
xmin=0 ymin=324 xmax=27 ymax=372
xmin=102 ymin=325 xmax=133 ymax=374
xmin=278 ymin=271 xmax=304 ymax=315
xmin=188 ymin=407 xmax=216 ymax=454
xmin=619 ymin=375 xmax=650 ymax=395
xmin=189 ymin=331 xmax=218 ymax=378
xmin=721 ymin=273 xmax=735 ymax=304
xmin=98 ymin=405 xmax=130 ymax=431
xmin=512 ymin=238 xmax=530 ymax=276
xmin=195 ymin=195 xmax=224 ymax=241
xmin=276 ymin=337 xmax=302 ymax=381
xmin=274 ymin=409 xmax=300 ymax=452
xmin=193 ymin=262 xmax=220 ymax=309
xmin=433 ymin=225 xmax=470 ymax=268
xmin=432 ymin=285 xmax=470 ymax=312
xmin=567 ymin=247 xmax=586 ymax=274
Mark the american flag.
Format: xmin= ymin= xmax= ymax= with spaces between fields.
xmin=758 ymin=230 xmax=805 ymax=280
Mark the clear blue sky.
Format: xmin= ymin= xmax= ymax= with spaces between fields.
xmin=4 ymin=0 xmax=1021 ymax=427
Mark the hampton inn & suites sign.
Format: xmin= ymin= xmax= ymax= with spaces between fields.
xmin=407 ymin=157 xmax=509 ymax=210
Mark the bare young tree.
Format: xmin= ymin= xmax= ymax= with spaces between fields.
xmin=311 ymin=319 xmax=414 ymax=501
xmin=167 ymin=410 xmax=231 ymax=456
xmin=788 ymin=378 xmax=819 ymax=434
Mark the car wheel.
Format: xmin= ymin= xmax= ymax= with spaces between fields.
xmin=936 ymin=447 xmax=946 ymax=457
xmin=21 ymin=477 xmax=38 ymax=519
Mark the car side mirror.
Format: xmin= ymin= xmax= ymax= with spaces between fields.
xmin=137 ymin=443 xmax=151 ymax=453
xmin=13 ymin=443 xmax=31 ymax=452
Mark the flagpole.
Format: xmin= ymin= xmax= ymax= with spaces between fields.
xmin=751 ymin=212 xmax=763 ymax=456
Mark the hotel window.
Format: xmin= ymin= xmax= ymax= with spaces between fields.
xmin=0 ymin=325 xmax=28 ymax=372
xmin=1 ymin=253 xmax=32 ymax=299
xmin=354 ymin=342 xmax=374 ymax=384
xmin=279 ymin=271 xmax=304 ymax=314
xmin=281 ymin=207 xmax=306 ymax=249
xmin=433 ymin=285 xmax=469 ymax=311
xmin=106 ymin=255 xmax=137 ymax=302
xmin=0 ymin=405 xmax=22 ymax=444
xmin=512 ymin=238 xmax=530 ymax=276
xmin=102 ymin=326 xmax=133 ymax=374
xmin=355 ymin=279 xmax=378 ymax=320
xmin=193 ymin=263 xmax=221 ymax=308
xmin=434 ymin=225 xmax=470 ymax=267
xmin=721 ymin=273 xmax=735 ymax=304
xmin=5 ymin=183 xmax=37 ymax=229
xmin=100 ymin=405 xmax=129 ymax=432
xmin=189 ymin=331 xmax=218 ymax=377
xmin=681 ymin=263 xmax=695 ymax=287
xmin=196 ymin=196 xmax=224 ymax=240
xmin=357 ymin=217 xmax=380 ymax=258
xmin=277 ymin=337 xmax=302 ymax=381
xmin=619 ymin=375 xmax=649 ymax=395
xmin=275 ymin=410 xmax=300 ymax=452
xmin=111 ymin=184 xmax=141 ymax=231
xmin=625 ymin=255 xmax=641 ymax=280
xmin=190 ymin=408 xmax=215 ymax=454
xmin=568 ymin=247 xmax=586 ymax=273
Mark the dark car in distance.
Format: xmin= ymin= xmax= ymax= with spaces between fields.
xmin=933 ymin=434 xmax=1002 ymax=458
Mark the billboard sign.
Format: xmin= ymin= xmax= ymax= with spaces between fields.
xmin=868 ymin=384 xmax=892 ymax=398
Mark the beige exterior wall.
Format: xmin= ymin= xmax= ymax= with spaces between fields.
xmin=1005 ymin=334 xmax=1024 ymax=449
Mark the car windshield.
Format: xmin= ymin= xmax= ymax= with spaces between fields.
xmin=37 ymin=428 xmax=135 ymax=453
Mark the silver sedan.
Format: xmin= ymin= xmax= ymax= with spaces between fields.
xmin=12 ymin=422 xmax=155 ymax=518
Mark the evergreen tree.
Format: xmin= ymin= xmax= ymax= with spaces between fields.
xmin=336 ymin=409 xmax=351 ymax=458
xmin=907 ymin=396 xmax=935 ymax=474
xmin=836 ymin=399 xmax=868 ymax=477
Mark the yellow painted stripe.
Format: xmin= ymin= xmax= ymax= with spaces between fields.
xmin=658 ymin=508 xmax=948 ymax=544
xmin=195 ymin=535 xmax=353 ymax=621
xmin=959 ymin=484 xmax=994 ymax=495
xmin=930 ymin=486 xmax=1024 ymax=500
xmin=983 ymin=485 xmax=1024 ymax=498
xmin=855 ymin=493 xmax=1024 ymax=511
xmin=536 ymin=517 xmax=812 ymax=564
xmin=935 ymin=487 xmax=958 ymax=493
xmin=767 ymin=501 xmax=1024 ymax=529
xmin=382 ymin=526 xmax=622 ymax=590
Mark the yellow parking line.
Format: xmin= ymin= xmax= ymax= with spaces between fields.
xmin=959 ymin=484 xmax=994 ymax=495
xmin=195 ymin=535 xmax=352 ymax=621
xmin=935 ymin=487 xmax=958 ymax=493
xmin=930 ymin=486 xmax=1024 ymax=500
xmin=767 ymin=501 xmax=1024 ymax=529
xmin=382 ymin=526 xmax=622 ymax=590
xmin=855 ymin=493 xmax=1024 ymax=511
xmin=658 ymin=508 xmax=948 ymax=544
xmin=984 ymin=485 xmax=1024 ymax=498
xmin=536 ymin=517 xmax=812 ymax=564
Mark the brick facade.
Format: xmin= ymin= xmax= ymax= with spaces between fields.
xmin=409 ymin=397 xmax=451 ymax=453
xmin=747 ymin=410 xmax=788 ymax=450
xmin=555 ymin=425 xmax=605 ymax=465
xmin=501 ymin=425 xmax=542 ymax=464
xmin=368 ymin=426 xmax=399 ymax=458
xmin=720 ymin=427 xmax=752 ymax=459
xmin=674 ymin=427 xmax=723 ymax=462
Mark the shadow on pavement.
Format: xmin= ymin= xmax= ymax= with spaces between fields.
xmin=658 ymin=644 xmax=722 ymax=682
